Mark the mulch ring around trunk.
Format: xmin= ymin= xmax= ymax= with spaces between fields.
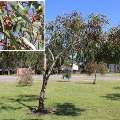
xmin=27 ymin=108 xmax=57 ymax=115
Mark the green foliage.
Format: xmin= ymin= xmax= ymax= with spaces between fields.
xmin=62 ymin=67 xmax=72 ymax=81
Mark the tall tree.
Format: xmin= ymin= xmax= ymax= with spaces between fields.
xmin=36 ymin=11 xmax=87 ymax=112
xmin=96 ymin=26 xmax=120 ymax=64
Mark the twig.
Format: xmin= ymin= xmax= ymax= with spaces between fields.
xmin=0 ymin=29 xmax=11 ymax=39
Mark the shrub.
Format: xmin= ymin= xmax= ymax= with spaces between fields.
xmin=62 ymin=67 xmax=72 ymax=81
xmin=97 ymin=62 xmax=108 ymax=75
xmin=85 ymin=61 xmax=108 ymax=75
xmin=84 ymin=61 xmax=97 ymax=76
xmin=18 ymin=68 xmax=33 ymax=86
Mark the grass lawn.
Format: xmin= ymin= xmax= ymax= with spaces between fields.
xmin=0 ymin=80 xmax=120 ymax=120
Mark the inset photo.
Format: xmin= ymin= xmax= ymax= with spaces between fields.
xmin=0 ymin=1 xmax=45 ymax=51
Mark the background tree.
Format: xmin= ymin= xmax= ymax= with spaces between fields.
xmin=0 ymin=51 xmax=44 ymax=73
xmin=96 ymin=26 xmax=120 ymax=65
xmin=62 ymin=67 xmax=72 ymax=81
xmin=84 ymin=61 xmax=108 ymax=84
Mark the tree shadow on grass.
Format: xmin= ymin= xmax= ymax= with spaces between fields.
xmin=1 ymin=105 xmax=22 ymax=111
xmin=113 ymin=86 xmax=120 ymax=89
xmin=9 ymin=94 xmax=45 ymax=102
xmin=103 ymin=93 xmax=120 ymax=101
xmin=54 ymin=103 xmax=86 ymax=116
xmin=17 ymin=94 xmax=39 ymax=102
xmin=0 ymin=97 xmax=23 ymax=111
xmin=57 ymin=80 xmax=71 ymax=82
xmin=77 ymin=82 xmax=93 ymax=85
xmin=8 ymin=94 xmax=41 ymax=111
xmin=17 ymin=99 xmax=33 ymax=111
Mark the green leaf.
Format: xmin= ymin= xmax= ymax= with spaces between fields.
xmin=0 ymin=9 xmax=3 ymax=15
xmin=22 ymin=28 xmax=32 ymax=34
xmin=9 ymin=31 xmax=21 ymax=50
xmin=32 ymin=31 xmax=37 ymax=37
xmin=11 ymin=16 xmax=22 ymax=22
xmin=34 ymin=14 xmax=44 ymax=20
xmin=17 ymin=23 xmax=21 ymax=33
xmin=33 ymin=22 xmax=41 ymax=27
xmin=26 ymin=33 xmax=31 ymax=42
xmin=36 ymin=5 xmax=43 ymax=13
xmin=35 ymin=40 xmax=42 ymax=50
xmin=0 ymin=16 xmax=5 ymax=32
xmin=17 ymin=2 xmax=28 ymax=14
xmin=23 ymin=9 xmax=28 ymax=14
xmin=32 ymin=26 xmax=38 ymax=37
xmin=10 ymin=2 xmax=32 ymax=26
xmin=80 ymin=50 xmax=84 ymax=58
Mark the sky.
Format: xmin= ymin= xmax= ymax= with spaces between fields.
xmin=46 ymin=0 xmax=120 ymax=31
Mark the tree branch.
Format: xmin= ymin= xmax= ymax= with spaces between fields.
xmin=55 ymin=44 xmax=71 ymax=60
xmin=48 ymin=48 xmax=54 ymax=61
xmin=46 ymin=44 xmax=71 ymax=78
xmin=0 ymin=29 xmax=11 ymax=39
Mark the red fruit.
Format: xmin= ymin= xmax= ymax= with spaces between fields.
xmin=42 ymin=35 xmax=44 ymax=40
xmin=4 ymin=19 xmax=13 ymax=30
xmin=0 ymin=2 xmax=6 ymax=9
xmin=0 ymin=42 xmax=4 ymax=46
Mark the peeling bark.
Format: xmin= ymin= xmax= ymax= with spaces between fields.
xmin=37 ymin=61 xmax=56 ymax=112
xmin=37 ymin=73 xmax=49 ymax=112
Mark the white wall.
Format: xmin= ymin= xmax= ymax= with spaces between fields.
xmin=72 ymin=64 xmax=78 ymax=70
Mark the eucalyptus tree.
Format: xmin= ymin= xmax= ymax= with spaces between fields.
xmin=84 ymin=61 xmax=108 ymax=84
xmin=0 ymin=51 xmax=15 ymax=74
xmin=35 ymin=11 xmax=86 ymax=112
xmin=0 ymin=1 xmax=44 ymax=50
xmin=36 ymin=13 xmax=111 ymax=113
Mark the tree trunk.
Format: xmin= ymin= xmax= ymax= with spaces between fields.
xmin=36 ymin=59 xmax=57 ymax=112
xmin=8 ymin=69 xmax=10 ymax=75
xmin=37 ymin=72 xmax=50 ymax=112
xmin=36 ymin=46 xmax=71 ymax=112
xmin=93 ymin=72 xmax=96 ymax=84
